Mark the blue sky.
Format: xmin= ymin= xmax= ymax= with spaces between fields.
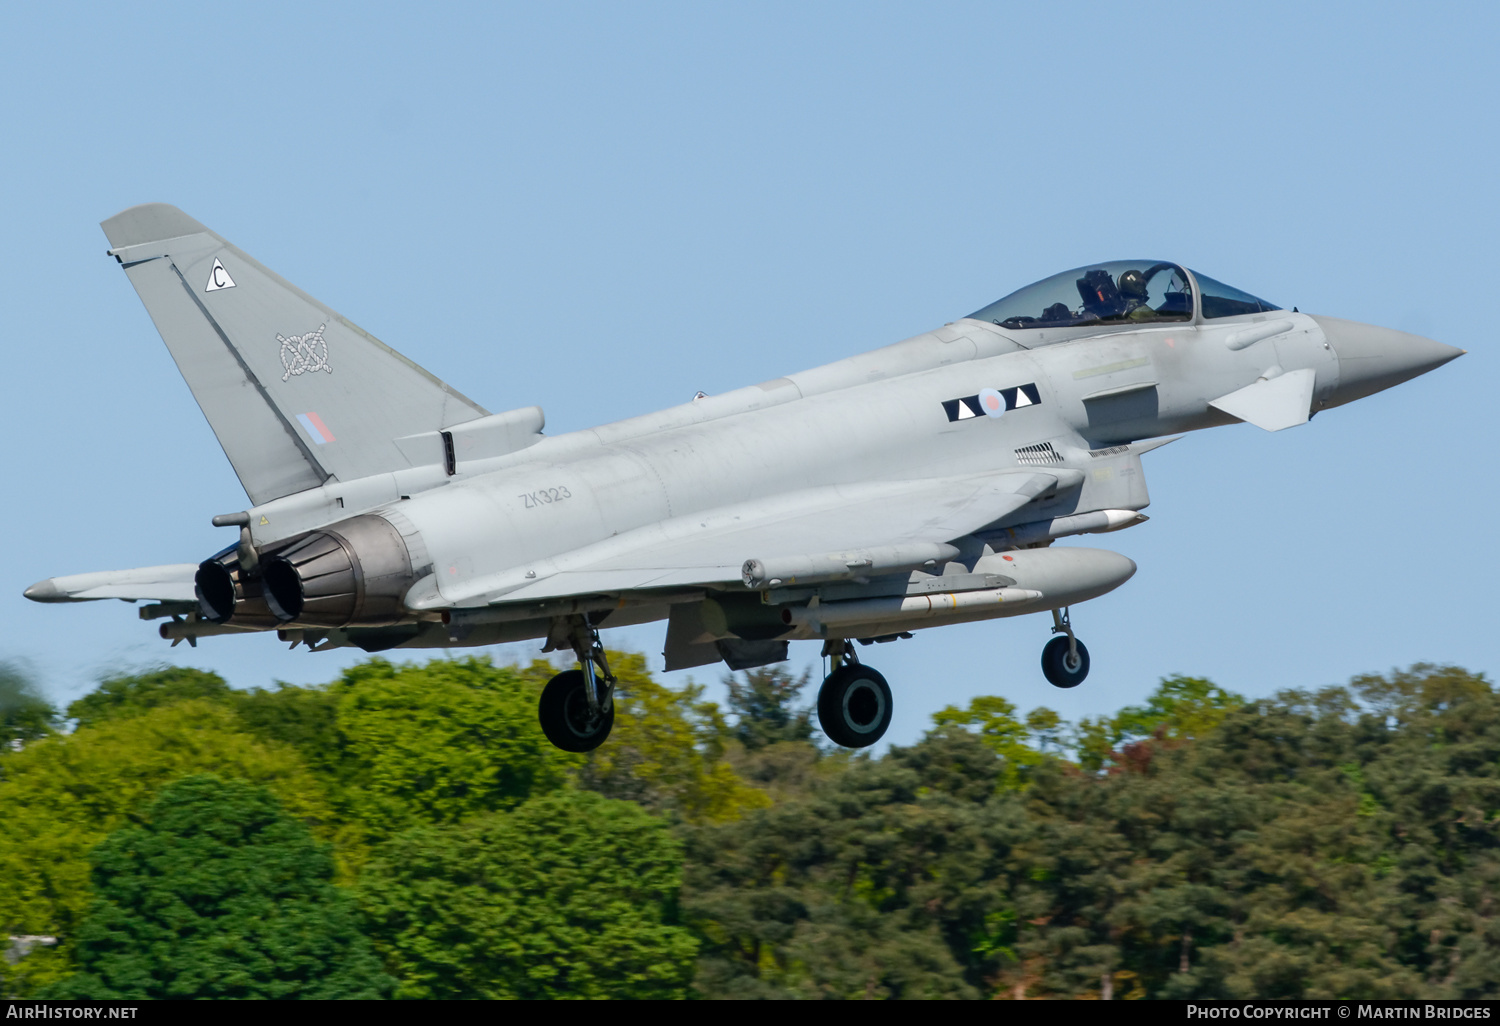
xmin=3 ymin=2 xmax=1496 ymax=746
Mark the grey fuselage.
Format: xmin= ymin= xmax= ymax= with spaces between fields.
xmin=237 ymin=299 xmax=1457 ymax=654
xmin=26 ymin=213 xmax=1464 ymax=668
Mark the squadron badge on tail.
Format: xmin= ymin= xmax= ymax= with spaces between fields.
xmin=277 ymin=324 xmax=332 ymax=381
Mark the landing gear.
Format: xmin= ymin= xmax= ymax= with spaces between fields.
xmin=539 ymin=669 xmax=616 ymax=752
xmin=816 ymin=641 xmax=893 ymax=748
xmin=1041 ymin=607 xmax=1090 ymax=688
xmin=537 ymin=617 xmax=617 ymax=752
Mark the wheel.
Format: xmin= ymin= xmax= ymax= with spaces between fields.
xmin=817 ymin=663 xmax=894 ymax=749
xmin=1041 ymin=635 xmax=1090 ymax=688
xmin=538 ymin=669 xmax=615 ymax=752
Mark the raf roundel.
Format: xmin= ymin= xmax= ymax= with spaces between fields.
xmin=942 ymin=382 xmax=1042 ymax=422
xmin=978 ymin=387 xmax=1005 ymax=418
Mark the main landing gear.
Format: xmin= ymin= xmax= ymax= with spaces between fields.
xmin=816 ymin=641 xmax=894 ymax=749
xmin=535 ymin=608 xmax=1090 ymax=752
xmin=538 ymin=617 xmax=617 ymax=752
xmin=1041 ymin=607 xmax=1090 ymax=689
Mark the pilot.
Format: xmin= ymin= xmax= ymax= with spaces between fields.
xmin=1118 ymin=269 xmax=1158 ymax=321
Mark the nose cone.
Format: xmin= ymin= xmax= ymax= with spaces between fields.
xmin=1310 ymin=314 xmax=1465 ymax=408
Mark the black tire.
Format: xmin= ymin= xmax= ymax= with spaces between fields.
xmin=538 ymin=669 xmax=615 ymax=752
xmin=817 ymin=664 xmax=894 ymax=748
xmin=1041 ymin=635 xmax=1090 ymax=688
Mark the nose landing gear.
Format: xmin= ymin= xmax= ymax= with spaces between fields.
xmin=538 ymin=617 xmax=617 ymax=752
xmin=816 ymin=641 xmax=894 ymax=748
xmin=1041 ymin=607 xmax=1090 ymax=688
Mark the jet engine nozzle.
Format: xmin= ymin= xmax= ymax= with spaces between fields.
xmin=195 ymin=549 xmax=279 ymax=627
xmin=260 ymin=515 xmax=415 ymax=628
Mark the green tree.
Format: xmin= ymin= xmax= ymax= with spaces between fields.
xmin=692 ymin=664 xmax=1500 ymax=1000
xmin=579 ymin=651 xmax=770 ymax=823
xmin=992 ymin=755 xmax=1138 ymax=1000
xmin=685 ymin=728 xmax=1020 ymax=999
xmin=328 ymin=657 xmax=579 ymax=837
xmin=0 ymin=662 xmax=58 ymax=748
xmin=931 ymin=695 xmax=1051 ymax=790
xmin=1343 ymin=665 xmax=1500 ymax=998
xmin=1111 ymin=675 xmax=1245 ymax=746
xmin=1072 ymin=714 xmax=1116 ymax=774
xmin=1071 ymin=676 xmax=1244 ymax=773
xmin=232 ymin=681 xmax=344 ymax=781
xmin=1099 ymin=688 xmax=1422 ymax=999
xmin=45 ymin=775 xmax=391 ymax=999
xmin=1025 ymin=707 xmax=1065 ymax=754
xmin=66 ymin=666 xmax=232 ymax=728
xmin=725 ymin=664 xmax=815 ymax=750
xmin=358 ymin=789 xmax=698 ymax=999
xmin=1005 ymin=669 xmax=1500 ymax=999
xmin=0 ymin=701 xmax=336 ymax=996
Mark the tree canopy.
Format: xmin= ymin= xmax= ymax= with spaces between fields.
xmin=724 ymin=665 xmax=815 ymax=750
xmin=66 ymin=666 xmax=232 ymax=729
xmin=581 ymin=651 xmax=769 ymax=823
xmin=4 ymin=655 xmax=1497 ymax=1001
xmin=359 ymin=789 xmax=697 ymax=999
xmin=321 ymin=657 xmax=578 ymax=838
xmin=0 ymin=700 xmax=337 ymax=997
xmin=0 ymin=662 xmax=57 ymax=748
xmin=45 ymin=776 xmax=392 ymax=999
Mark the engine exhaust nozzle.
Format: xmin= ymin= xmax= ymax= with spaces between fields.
xmin=194 ymin=548 xmax=279 ymax=627
xmin=261 ymin=514 xmax=415 ymax=628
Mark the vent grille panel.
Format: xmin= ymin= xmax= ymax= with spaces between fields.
xmin=1015 ymin=442 xmax=1063 ymax=466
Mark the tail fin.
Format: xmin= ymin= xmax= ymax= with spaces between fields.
xmin=101 ymin=204 xmax=489 ymax=505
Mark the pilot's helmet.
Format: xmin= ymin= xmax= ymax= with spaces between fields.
xmin=1118 ymin=268 xmax=1150 ymax=301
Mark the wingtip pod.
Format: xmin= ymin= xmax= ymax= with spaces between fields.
xmin=23 ymin=564 xmax=200 ymax=604
xmin=23 ymin=578 xmax=65 ymax=603
xmin=100 ymin=203 xmax=212 ymax=251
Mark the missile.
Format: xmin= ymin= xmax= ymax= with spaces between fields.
xmin=138 ymin=601 xmax=198 ymax=621
xmin=780 ymin=587 xmax=1045 ymax=630
xmin=981 ymin=509 xmax=1147 ymax=551
xmin=440 ymin=588 xmax=705 ymax=629
xmin=158 ymin=619 xmax=264 ymax=642
xmin=742 ymin=542 xmax=962 ymax=589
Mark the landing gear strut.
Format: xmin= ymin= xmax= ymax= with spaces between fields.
xmin=817 ymin=640 xmax=893 ymax=749
xmin=538 ymin=617 xmax=617 ymax=752
xmin=1041 ymin=607 xmax=1090 ymax=688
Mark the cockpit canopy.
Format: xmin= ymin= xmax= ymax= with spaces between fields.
xmin=966 ymin=261 xmax=1280 ymax=330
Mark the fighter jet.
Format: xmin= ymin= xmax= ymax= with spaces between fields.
xmin=25 ymin=205 xmax=1463 ymax=751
